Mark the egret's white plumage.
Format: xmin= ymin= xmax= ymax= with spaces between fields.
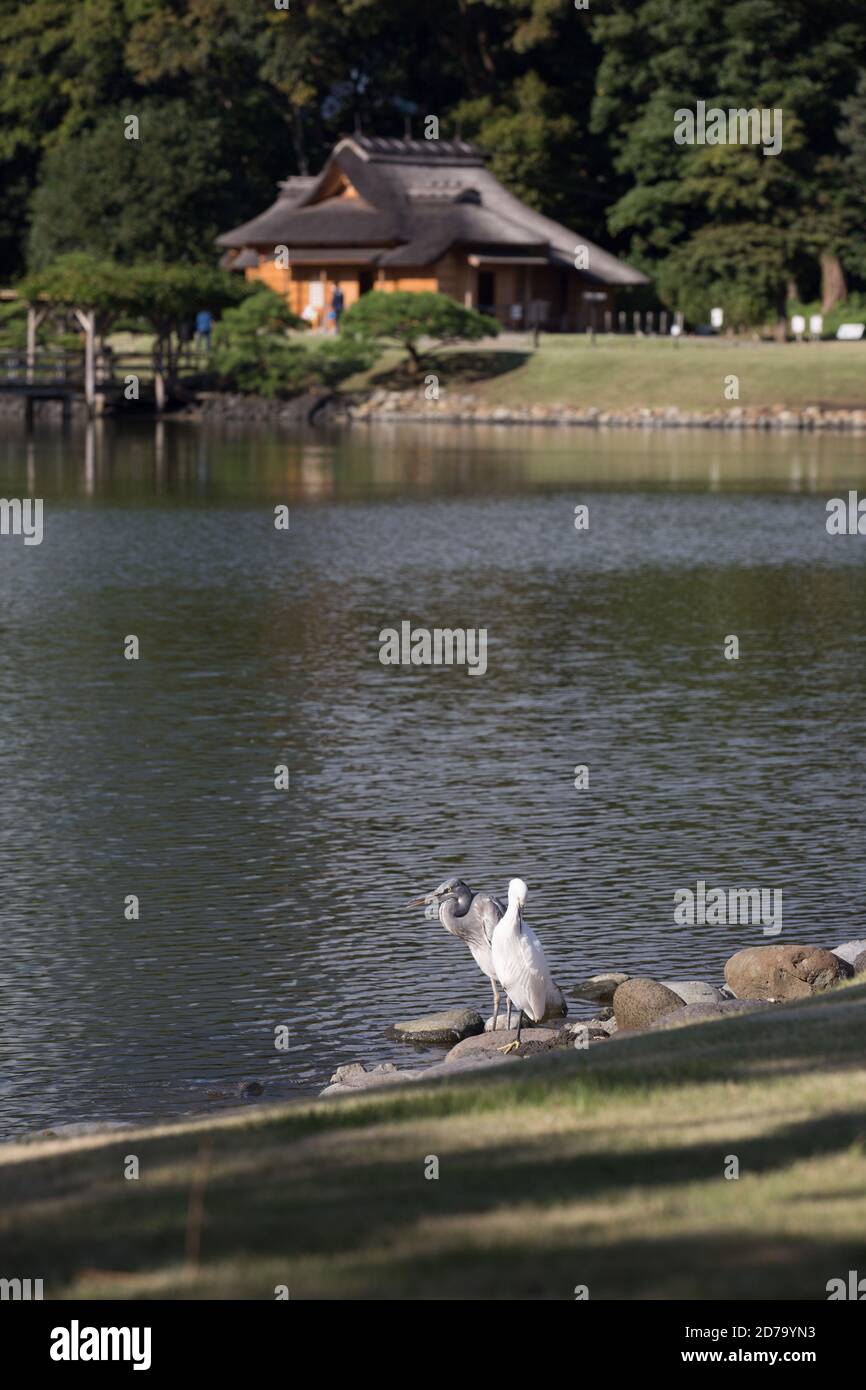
xmin=491 ymin=878 xmax=552 ymax=1031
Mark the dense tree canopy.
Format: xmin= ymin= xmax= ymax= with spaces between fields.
xmin=1 ymin=0 xmax=865 ymax=325
xmin=27 ymin=100 xmax=235 ymax=268
xmin=591 ymin=0 xmax=866 ymax=315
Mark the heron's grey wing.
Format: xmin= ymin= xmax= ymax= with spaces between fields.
xmin=465 ymin=894 xmax=505 ymax=981
xmin=476 ymin=893 xmax=506 ymax=947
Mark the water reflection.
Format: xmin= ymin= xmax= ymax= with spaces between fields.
xmin=3 ymin=417 xmax=866 ymax=505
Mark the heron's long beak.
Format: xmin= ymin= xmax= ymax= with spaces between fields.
xmin=406 ymin=891 xmax=438 ymax=909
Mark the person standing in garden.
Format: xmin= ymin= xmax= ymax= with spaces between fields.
xmin=330 ymin=283 xmax=345 ymax=333
xmin=195 ymin=308 xmax=213 ymax=353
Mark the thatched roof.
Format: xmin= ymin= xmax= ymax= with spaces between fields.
xmin=217 ymin=136 xmax=648 ymax=288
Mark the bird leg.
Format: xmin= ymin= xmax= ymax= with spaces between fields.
xmin=490 ymin=981 xmax=501 ymax=1032
xmin=498 ymin=1008 xmax=524 ymax=1055
xmin=506 ymin=999 xmax=512 ymax=1031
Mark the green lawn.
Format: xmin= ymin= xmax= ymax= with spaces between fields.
xmin=3 ymin=980 xmax=866 ymax=1300
xmin=350 ymin=337 xmax=866 ymax=413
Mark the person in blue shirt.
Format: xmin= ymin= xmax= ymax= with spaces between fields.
xmin=195 ymin=309 xmax=213 ymax=352
xmin=330 ymin=284 xmax=345 ymax=332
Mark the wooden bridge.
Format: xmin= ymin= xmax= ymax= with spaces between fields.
xmin=0 ymin=347 xmax=208 ymax=423
xmin=1 ymin=349 xmax=93 ymax=423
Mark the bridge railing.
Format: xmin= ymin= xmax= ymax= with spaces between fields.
xmin=0 ymin=346 xmax=216 ymax=392
xmin=0 ymin=348 xmax=86 ymax=386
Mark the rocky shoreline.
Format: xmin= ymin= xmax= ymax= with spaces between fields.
xmin=193 ymin=388 xmax=866 ymax=431
xmin=342 ymin=390 xmax=866 ymax=431
xmin=320 ymin=939 xmax=866 ymax=1098
xmin=7 ymin=388 xmax=866 ymax=432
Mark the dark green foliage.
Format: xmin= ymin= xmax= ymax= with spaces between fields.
xmin=216 ymin=287 xmax=305 ymax=337
xmin=655 ymin=224 xmax=791 ymax=329
xmin=18 ymin=254 xmax=244 ymax=322
xmin=342 ymin=291 xmax=498 ymax=371
xmin=310 ymin=336 xmax=380 ymax=389
xmin=0 ymin=296 xmax=28 ymax=348
xmin=591 ymin=0 xmax=866 ymax=317
xmin=212 ymin=286 xmax=378 ymax=397
xmin=27 ymin=101 xmax=235 ymax=269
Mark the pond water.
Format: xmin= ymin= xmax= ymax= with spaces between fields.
xmin=1 ymin=417 xmax=865 ymax=1137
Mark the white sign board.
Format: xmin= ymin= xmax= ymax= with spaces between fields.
xmin=836 ymin=323 xmax=865 ymax=341
xmin=790 ymin=315 xmax=805 ymax=334
xmin=710 ymin=307 xmax=724 ymax=329
xmin=809 ymin=314 xmax=823 ymax=336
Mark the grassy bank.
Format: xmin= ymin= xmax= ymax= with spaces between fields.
xmin=2 ymin=981 xmax=866 ymax=1299
xmin=348 ymin=336 xmax=866 ymax=414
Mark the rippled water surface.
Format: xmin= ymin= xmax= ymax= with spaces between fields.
xmin=1 ymin=419 xmax=865 ymax=1137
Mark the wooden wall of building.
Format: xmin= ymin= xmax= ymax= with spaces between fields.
xmin=376 ymin=270 xmax=439 ymax=293
xmin=247 ymin=257 xmax=438 ymax=326
xmin=433 ymin=251 xmax=472 ymax=305
xmin=243 ymin=249 xmax=613 ymax=331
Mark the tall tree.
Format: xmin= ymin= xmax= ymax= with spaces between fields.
xmin=27 ymin=101 xmax=234 ymax=267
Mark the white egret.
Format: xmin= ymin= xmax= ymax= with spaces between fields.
xmin=491 ymin=878 xmax=553 ymax=1053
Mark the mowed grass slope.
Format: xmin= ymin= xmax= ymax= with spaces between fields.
xmin=3 ymin=982 xmax=866 ymax=1300
xmin=354 ymin=338 xmax=866 ymax=413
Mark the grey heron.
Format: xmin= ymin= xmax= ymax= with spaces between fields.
xmin=407 ymin=878 xmax=511 ymax=1031
xmin=491 ymin=878 xmax=554 ymax=1053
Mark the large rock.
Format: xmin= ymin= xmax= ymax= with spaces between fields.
xmin=661 ymin=980 xmax=724 ymax=1006
xmin=612 ymin=978 xmax=685 ymax=1031
xmin=388 ymin=1008 xmax=485 ymax=1044
xmin=725 ymin=945 xmax=852 ymax=1001
xmin=853 ymin=951 xmax=866 ymax=977
xmin=832 ymin=939 xmax=866 ymax=968
xmin=572 ymin=972 xmax=630 ymax=1005
xmin=445 ymin=1027 xmax=564 ymax=1062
